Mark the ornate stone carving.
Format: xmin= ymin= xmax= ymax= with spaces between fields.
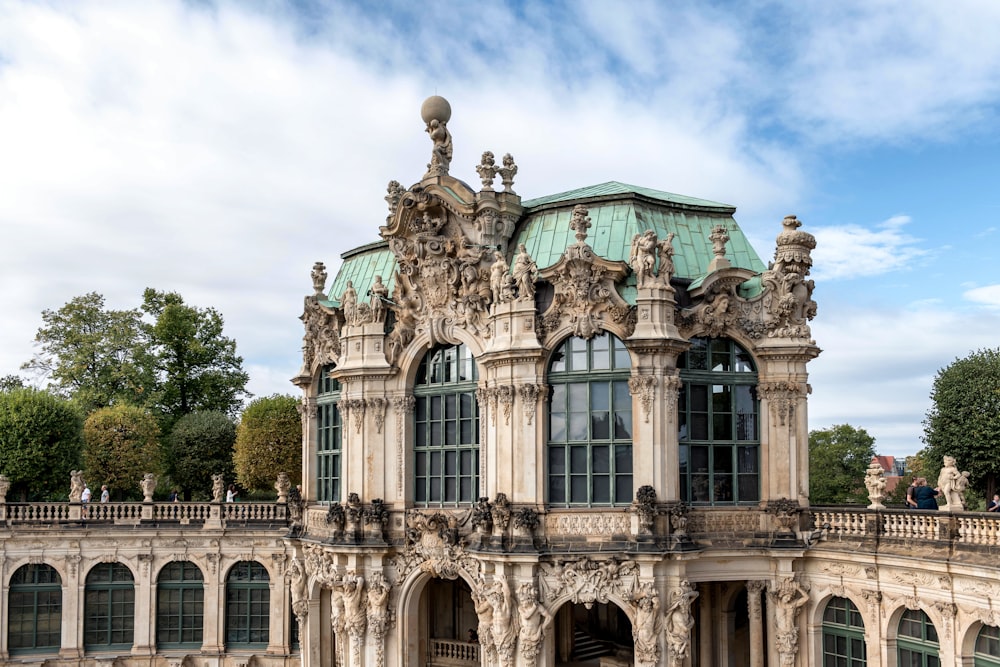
xmin=471 ymin=496 xmax=493 ymax=534
xmin=629 ymin=583 xmax=661 ymax=665
xmin=759 ymin=215 xmax=817 ymax=339
xmin=341 ymin=572 xmax=367 ymax=664
xmin=311 ymin=261 xmax=328 ymax=297
xmin=746 ymin=581 xmax=766 ymax=622
xmin=0 ymin=473 xmax=9 ymax=503
xmin=344 ymin=398 xmax=366 ymax=434
xmin=490 ymin=251 xmax=515 ymax=305
xmin=545 ymin=513 xmax=631 ymax=537
xmin=488 ymin=576 xmax=517 ymax=667
xmin=476 ymin=151 xmax=498 ymax=190
xmin=491 ymin=493 xmax=512 ymax=534
xmin=538 ymin=556 xmax=639 ymax=608
xmin=496 ymin=384 xmax=514 ymax=425
xmin=517 ymin=582 xmax=552 ymax=664
xmin=663 ymin=501 xmax=690 ymax=538
xmin=512 ymin=243 xmax=538 ymax=302
xmin=301 ymin=297 xmax=341 ymax=370
xmin=366 ymin=572 xmax=392 ymax=667
xmin=498 ymin=153 xmax=518 ymax=193
xmin=422 ymin=96 xmax=453 ymax=178
xmin=369 ymin=275 xmax=389 ymax=324
xmin=211 ymin=473 xmax=225 ymax=503
xmin=518 ymin=383 xmax=543 ymax=426
xmin=758 ymin=381 xmax=806 ymax=427
xmin=628 ymin=374 xmax=656 ymax=423
xmin=698 ymin=284 xmax=739 ymax=337
xmin=937 ymin=455 xmax=970 ymax=511
xmin=394 ymin=510 xmax=479 ymax=581
xmin=768 ymin=578 xmax=809 ymax=667
xmin=393 ymin=395 xmax=415 ymax=495
xmin=865 ymin=461 xmax=888 ymax=510
xmin=287 ymin=557 xmax=308 ymax=629
xmin=325 ymin=502 xmax=345 ymax=537
xmin=665 ymin=580 xmax=699 ymax=664
xmin=629 ymin=229 xmax=676 ymax=289
xmin=140 ymin=473 xmax=156 ymax=502
xmin=275 ymin=472 xmax=291 ymax=503
xmin=366 ymin=397 xmax=387 ymax=434
xmin=767 ymin=498 xmax=801 ymax=534
xmin=513 ymin=506 xmax=539 ymax=535
xmin=70 ymin=470 xmax=85 ymax=503
xmin=537 ymin=205 xmax=633 ymax=340
xmin=663 ymin=374 xmax=682 ymax=411
xmin=631 ymin=485 xmax=657 ymax=536
xmin=821 ymin=562 xmax=860 ymax=576
xmin=385 ymin=180 xmax=406 ymax=222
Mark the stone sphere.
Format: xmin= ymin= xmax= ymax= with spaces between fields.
xmin=421 ymin=96 xmax=452 ymax=124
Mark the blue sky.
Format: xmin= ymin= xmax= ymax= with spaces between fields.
xmin=1 ymin=0 xmax=999 ymax=459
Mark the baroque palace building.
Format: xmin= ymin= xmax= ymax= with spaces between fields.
xmin=3 ymin=96 xmax=1000 ymax=667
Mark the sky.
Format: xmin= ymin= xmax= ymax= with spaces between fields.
xmin=1 ymin=0 xmax=999 ymax=460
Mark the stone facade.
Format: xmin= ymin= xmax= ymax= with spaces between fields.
xmin=4 ymin=97 xmax=1000 ymax=667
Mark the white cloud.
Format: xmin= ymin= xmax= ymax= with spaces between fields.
xmin=963 ymin=285 xmax=1000 ymax=307
xmin=809 ymin=216 xmax=928 ymax=281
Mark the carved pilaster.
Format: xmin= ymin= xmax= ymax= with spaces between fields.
xmin=628 ymin=374 xmax=656 ymax=423
xmin=517 ymin=383 xmax=545 ymax=426
xmin=367 ymin=397 xmax=388 ymax=434
xmin=496 ymin=385 xmax=514 ymax=425
xmin=344 ymin=398 xmax=366 ymax=434
xmin=393 ymin=395 xmax=416 ymax=496
xmin=758 ymin=381 xmax=805 ymax=427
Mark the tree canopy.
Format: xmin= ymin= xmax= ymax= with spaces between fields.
xmin=82 ymin=405 xmax=161 ymax=500
xmin=164 ymin=410 xmax=236 ymax=500
xmin=809 ymin=423 xmax=876 ymax=505
xmin=922 ymin=347 xmax=1000 ymax=498
xmin=141 ymin=289 xmax=250 ymax=428
xmin=21 ymin=292 xmax=148 ymax=412
xmin=0 ymin=387 xmax=83 ymax=500
xmin=234 ymin=394 xmax=302 ymax=493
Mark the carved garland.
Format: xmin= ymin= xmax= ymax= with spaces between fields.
xmin=757 ymin=381 xmax=806 ymax=427
xmin=367 ymin=397 xmax=388 ymax=434
xmin=628 ymin=375 xmax=656 ymax=423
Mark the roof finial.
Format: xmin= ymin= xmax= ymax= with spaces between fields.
xmin=569 ymin=204 xmax=592 ymax=243
xmin=421 ymin=95 xmax=452 ymax=179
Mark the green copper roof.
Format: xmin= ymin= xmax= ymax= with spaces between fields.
xmin=326 ymin=241 xmax=396 ymax=307
xmin=522 ymin=181 xmax=735 ymax=212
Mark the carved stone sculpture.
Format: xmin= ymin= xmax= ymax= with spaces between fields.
xmin=422 ymin=95 xmax=453 ymax=177
xmin=341 ymin=572 xmax=367 ymax=662
xmin=631 ymin=583 xmax=661 ymax=665
xmin=665 ymin=581 xmax=698 ymax=664
xmin=140 ymin=473 xmax=156 ymax=502
xmin=490 ymin=250 xmax=515 ymax=304
xmin=489 ymin=577 xmax=517 ymax=667
xmin=629 ymin=229 xmax=658 ymax=288
xmin=631 ymin=485 xmax=658 ymax=536
xmin=864 ymin=461 xmax=887 ymax=510
xmin=473 ymin=585 xmax=498 ymax=665
xmin=366 ymin=572 xmax=392 ymax=667
xmin=330 ymin=587 xmax=346 ymax=667
xmin=769 ymin=578 xmax=809 ymax=666
xmin=512 ymin=243 xmax=538 ymax=301
xmin=69 ymin=470 xmax=85 ymax=503
xmin=301 ymin=297 xmax=341 ymax=370
xmin=517 ymin=583 xmax=552 ymax=663
xmin=212 ymin=474 xmax=225 ymax=503
xmin=369 ymin=275 xmax=389 ymax=324
xmin=0 ymin=473 xmax=9 ymax=503
xmin=311 ymin=261 xmax=327 ymax=297
xmin=287 ymin=557 xmax=308 ymax=628
xmin=491 ymin=493 xmax=512 ymax=535
xmin=760 ymin=215 xmax=817 ymax=339
xmin=498 ymin=153 xmax=517 ymax=193
xmin=476 ymin=151 xmax=498 ymax=190
xmin=938 ymin=455 xmax=969 ymax=511
xmin=385 ymin=180 xmax=406 ymax=222
xmin=275 ymin=472 xmax=291 ymax=503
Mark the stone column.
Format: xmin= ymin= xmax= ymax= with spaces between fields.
xmin=747 ymin=581 xmax=766 ymax=667
xmin=131 ymin=554 xmax=155 ymax=656
xmin=201 ymin=556 xmax=224 ymax=654
xmin=697 ymin=584 xmax=712 ymax=666
xmin=60 ymin=554 xmax=83 ymax=659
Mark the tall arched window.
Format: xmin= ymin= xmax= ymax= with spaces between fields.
xmin=84 ymin=563 xmax=135 ymax=651
xmin=678 ymin=337 xmax=759 ymax=505
xmin=547 ymin=333 xmax=633 ymax=507
xmin=225 ymin=561 xmax=270 ymax=648
xmin=976 ymin=624 xmax=1000 ymax=666
xmin=822 ymin=597 xmax=866 ymax=666
xmin=317 ymin=365 xmax=342 ymax=502
xmin=898 ymin=609 xmax=940 ymax=667
xmin=8 ymin=563 xmax=61 ymax=654
xmin=156 ymin=561 xmax=204 ymax=649
xmin=413 ymin=343 xmax=479 ymax=506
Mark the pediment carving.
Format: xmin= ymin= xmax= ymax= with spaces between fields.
xmin=538 ymin=555 xmax=638 ymax=608
xmin=537 ymin=205 xmax=634 ymax=340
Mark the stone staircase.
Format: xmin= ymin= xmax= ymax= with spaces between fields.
xmin=571 ymin=627 xmax=614 ymax=662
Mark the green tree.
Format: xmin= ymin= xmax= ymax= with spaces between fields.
xmin=0 ymin=388 xmax=83 ymax=500
xmin=0 ymin=375 xmax=25 ymax=391
xmin=141 ymin=289 xmax=250 ymax=429
xmin=234 ymin=394 xmax=302 ymax=493
xmin=922 ymin=348 xmax=1000 ymax=499
xmin=165 ymin=410 xmax=236 ymax=500
xmin=82 ymin=405 xmax=161 ymax=500
xmin=20 ymin=293 xmax=148 ymax=412
xmin=809 ymin=424 xmax=876 ymax=505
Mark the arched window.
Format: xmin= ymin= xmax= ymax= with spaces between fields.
xmin=822 ymin=597 xmax=866 ymax=666
xmin=8 ymin=563 xmax=61 ymax=654
xmin=413 ymin=343 xmax=480 ymax=506
xmin=225 ymin=561 xmax=270 ymax=648
xmin=84 ymin=563 xmax=135 ymax=651
xmin=547 ymin=333 xmax=633 ymax=507
xmin=317 ymin=365 xmax=342 ymax=502
xmin=975 ymin=624 xmax=1000 ymax=667
xmin=156 ymin=561 xmax=204 ymax=649
xmin=898 ymin=609 xmax=940 ymax=667
xmin=678 ymin=337 xmax=759 ymax=505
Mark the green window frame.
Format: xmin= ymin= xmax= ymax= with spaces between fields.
xmin=317 ymin=366 xmax=342 ymax=503
xmin=547 ymin=333 xmax=633 ymax=507
xmin=8 ymin=564 xmax=61 ymax=654
xmin=413 ymin=343 xmax=480 ymax=506
xmin=822 ymin=597 xmax=866 ymax=666
xmin=976 ymin=624 xmax=1000 ymax=666
xmin=678 ymin=337 xmax=759 ymax=505
xmin=897 ymin=609 xmax=940 ymax=667
xmin=84 ymin=563 xmax=135 ymax=651
xmin=225 ymin=561 xmax=270 ymax=648
xmin=156 ymin=561 xmax=204 ymax=649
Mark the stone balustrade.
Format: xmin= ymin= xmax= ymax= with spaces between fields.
xmin=429 ymin=638 xmax=479 ymax=666
xmin=0 ymin=500 xmax=287 ymax=527
xmin=812 ymin=505 xmax=1000 ymax=551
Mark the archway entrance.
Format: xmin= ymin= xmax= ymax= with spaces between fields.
xmin=553 ymin=601 xmax=632 ymax=666
xmin=422 ymin=577 xmax=479 ymax=666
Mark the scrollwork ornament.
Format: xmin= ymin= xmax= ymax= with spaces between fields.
xmin=496 ymin=385 xmax=514 ymax=425
xmin=628 ymin=374 xmax=656 ymax=423
xmin=367 ymin=397 xmax=388 ymax=434
xmin=518 ymin=383 xmax=542 ymax=425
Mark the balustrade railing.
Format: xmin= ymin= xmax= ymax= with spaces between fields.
xmin=0 ymin=501 xmax=287 ymax=528
xmin=429 ymin=639 xmax=479 ymax=666
xmin=812 ymin=506 xmax=1000 ymax=548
